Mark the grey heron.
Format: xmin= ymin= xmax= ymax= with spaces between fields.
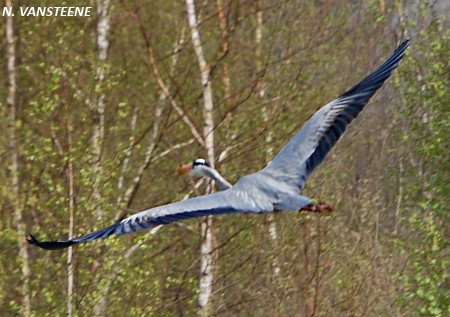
xmin=177 ymin=158 xmax=329 ymax=212
xmin=27 ymin=40 xmax=409 ymax=250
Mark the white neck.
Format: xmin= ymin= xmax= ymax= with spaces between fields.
xmin=200 ymin=166 xmax=232 ymax=191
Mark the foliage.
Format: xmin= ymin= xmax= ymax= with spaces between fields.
xmin=0 ymin=0 xmax=449 ymax=316
xmin=395 ymin=21 xmax=450 ymax=317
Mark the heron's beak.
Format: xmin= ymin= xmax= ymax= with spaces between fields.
xmin=177 ymin=163 xmax=192 ymax=175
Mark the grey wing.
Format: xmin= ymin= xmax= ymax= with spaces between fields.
xmin=27 ymin=188 xmax=269 ymax=250
xmin=261 ymin=40 xmax=409 ymax=190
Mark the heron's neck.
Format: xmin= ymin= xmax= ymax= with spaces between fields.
xmin=203 ymin=167 xmax=232 ymax=191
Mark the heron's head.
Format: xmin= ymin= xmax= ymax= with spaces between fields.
xmin=177 ymin=158 xmax=211 ymax=177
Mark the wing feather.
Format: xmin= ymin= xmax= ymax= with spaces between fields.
xmin=27 ymin=188 xmax=269 ymax=250
xmin=262 ymin=40 xmax=409 ymax=189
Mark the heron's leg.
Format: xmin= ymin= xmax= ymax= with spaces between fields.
xmin=274 ymin=194 xmax=311 ymax=211
xmin=301 ymin=202 xmax=333 ymax=213
xmin=275 ymin=194 xmax=333 ymax=213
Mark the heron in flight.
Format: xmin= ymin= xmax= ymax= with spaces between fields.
xmin=177 ymin=158 xmax=332 ymax=212
xmin=27 ymin=40 xmax=409 ymax=250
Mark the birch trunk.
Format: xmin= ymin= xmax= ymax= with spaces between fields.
xmin=185 ymin=0 xmax=215 ymax=314
xmin=90 ymin=2 xmax=110 ymax=314
xmin=5 ymin=1 xmax=31 ymax=315
xmin=255 ymin=0 xmax=281 ymax=277
xmin=67 ymin=117 xmax=75 ymax=317
xmin=91 ymin=0 xmax=111 ymax=221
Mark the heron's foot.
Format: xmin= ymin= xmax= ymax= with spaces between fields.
xmin=302 ymin=202 xmax=333 ymax=213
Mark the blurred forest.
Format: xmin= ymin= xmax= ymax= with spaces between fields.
xmin=1 ymin=0 xmax=449 ymax=316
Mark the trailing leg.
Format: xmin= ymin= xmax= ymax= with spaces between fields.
xmin=301 ymin=202 xmax=333 ymax=213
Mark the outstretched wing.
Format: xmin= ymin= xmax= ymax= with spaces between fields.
xmin=261 ymin=40 xmax=409 ymax=190
xmin=27 ymin=187 xmax=271 ymax=250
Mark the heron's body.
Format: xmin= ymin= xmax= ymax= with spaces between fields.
xmin=28 ymin=40 xmax=410 ymax=250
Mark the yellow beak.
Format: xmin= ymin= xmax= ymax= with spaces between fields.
xmin=176 ymin=163 xmax=192 ymax=175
